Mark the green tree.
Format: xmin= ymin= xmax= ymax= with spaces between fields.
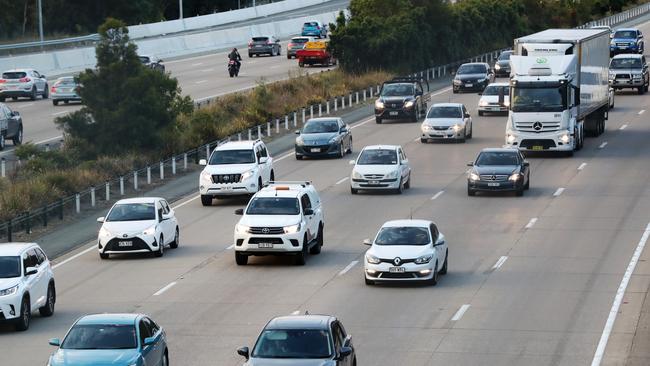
xmin=55 ymin=18 xmax=193 ymax=158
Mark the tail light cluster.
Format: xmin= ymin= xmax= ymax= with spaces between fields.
xmin=19 ymin=77 xmax=31 ymax=83
xmin=248 ymin=41 xmax=253 ymax=48
xmin=0 ymin=79 xmax=6 ymax=83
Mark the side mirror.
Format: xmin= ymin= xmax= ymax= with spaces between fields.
xmin=199 ymin=159 xmax=207 ymax=166
xmin=523 ymin=161 xmax=530 ymax=167
xmin=467 ymin=162 xmax=474 ymax=167
xmin=158 ymin=209 xmax=164 ymax=222
xmin=401 ymin=159 xmax=409 ymax=165
xmin=237 ymin=346 xmax=250 ymax=360
xmin=304 ymin=208 xmax=314 ymax=216
xmin=363 ymin=238 xmax=372 ymax=246
xmin=162 ymin=213 xmax=171 ymax=221
xmin=143 ymin=336 xmax=156 ymax=346
xmin=41 ymin=74 xmax=46 ymax=79
xmin=97 ymin=216 xmax=105 ymax=223
xmin=25 ymin=267 xmax=38 ymax=276
xmin=416 ymin=90 xmax=423 ymax=96
xmin=259 ymin=157 xmax=268 ymax=164
xmin=295 ymin=130 xmax=301 ymax=134
xmin=348 ymin=159 xmax=355 ymax=165
xmin=11 ymin=111 xmax=20 ymax=117
xmin=234 ymin=208 xmax=244 ymax=215
xmin=478 ymin=93 xmax=482 ymax=96
xmin=464 ymin=113 xmax=471 ymax=118
xmin=338 ymin=346 xmax=353 ymax=360
xmin=434 ymin=234 xmax=446 ymax=246
xmin=48 ymin=338 xmax=61 ymax=347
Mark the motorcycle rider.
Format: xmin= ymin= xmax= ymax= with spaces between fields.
xmin=228 ymin=47 xmax=242 ymax=71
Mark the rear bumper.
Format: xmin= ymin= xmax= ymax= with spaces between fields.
xmin=610 ymin=79 xmax=644 ymax=88
xmin=453 ymin=80 xmax=488 ymax=92
xmin=249 ymin=46 xmax=273 ymax=55
xmin=0 ymin=89 xmax=33 ymax=97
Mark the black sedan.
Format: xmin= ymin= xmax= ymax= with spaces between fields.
xmin=295 ymin=117 xmax=352 ymax=159
xmin=494 ymin=50 xmax=513 ymax=77
xmin=467 ymin=148 xmax=530 ymax=196
xmin=452 ymin=62 xmax=494 ymax=93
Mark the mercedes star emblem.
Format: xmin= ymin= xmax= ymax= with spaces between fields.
xmin=224 ymin=175 xmax=230 ymax=181
xmin=122 ymin=234 xmax=128 ymax=238
xmin=262 ymin=227 xmax=270 ymax=234
xmin=491 ymin=175 xmax=496 ymax=180
xmin=533 ymin=121 xmax=543 ymax=131
xmin=393 ymin=257 xmax=402 ymax=266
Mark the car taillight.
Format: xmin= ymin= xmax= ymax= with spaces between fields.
xmin=51 ymin=87 xmax=57 ymax=93
xmin=19 ymin=77 xmax=30 ymax=82
xmin=248 ymin=42 xmax=252 ymax=47
xmin=0 ymin=79 xmax=6 ymax=83
xmin=288 ymin=43 xmax=294 ymax=47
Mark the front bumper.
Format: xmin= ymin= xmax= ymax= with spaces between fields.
xmin=478 ymin=104 xmax=508 ymax=113
xmin=234 ymin=232 xmax=304 ymax=254
xmin=610 ymin=44 xmax=641 ymax=54
xmin=295 ymin=143 xmax=339 ymax=157
xmin=0 ymin=291 xmax=22 ymax=321
xmin=505 ymin=130 xmax=573 ymax=152
xmin=453 ymin=80 xmax=488 ymax=92
xmin=421 ymin=126 xmax=464 ymax=140
xmin=375 ymin=107 xmax=416 ymax=120
xmin=98 ymin=235 xmax=158 ymax=254
xmin=364 ymin=261 xmax=435 ymax=282
xmin=200 ymin=176 xmax=258 ymax=196
xmin=610 ymin=78 xmax=644 ymax=89
xmin=351 ymin=177 xmax=400 ymax=190
xmin=468 ymin=179 xmax=521 ymax=192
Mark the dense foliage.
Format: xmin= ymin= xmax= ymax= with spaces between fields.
xmin=329 ymin=0 xmax=648 ymax=73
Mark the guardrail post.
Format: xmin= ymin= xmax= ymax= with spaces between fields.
xmin=293 ymin=111 xmax=297 ymax=127
xmin=42 ymin=206 xmax=47 ymax=227
xmin=275 ymin=118 xmax=280 ymax=134
xmin=183 ymin=153 xmax=188 ymax=170
xmin=172 ymin=157 xmax=176 ymax=175
xmin=257 ymin=125 xmax=262 ymax=139
xmin=159 ymin=162 xmax=164 ymax=180
xmin=267 ymin=121 xmax=272 ymax=137
xmin=326 ymin=100 xmax=330 ymax=114
xmin=7 ymin=219 xmax=12 ymax=242
xmin=147 ymin=166 xmax=152 ymax=184
xmin=310 ymin=105 xmax=314 ymax=119
xmin=356 ymin=92 xmax=359 ymax=104
xmin=120 ymin=176 xmax=125 ymax=194
xmin=238 ymin=132 xmax=242 ymax=141
xmin=91 ymin=186 xmax=96 ymax=207
xmin=363 ymin=90 xmax=367 ymax=101
xmin=1 ymin=158 xmax=4 ymax=178
xmin=45 ymin=143 xmax=50 ymax=152
xmin=285 ymin=115 xmax=289 ymax=130
xmin=349 ymin=93 xmax=353 ymax=106
xmin=205 ymin=144 xmax=210 ymax=158
xmin=302 ymin=108 xmax=306 ymax=124
xmin=376 ymin=85 xmax=380 ymax=94
xmin=334 ymin=97 xmax=338 ymax=111
xmin=75 ymin=194 xmax=80 ymax=213
xmin=248 ymin=129 xmax=252 ymax=140
xmin=342 ymin=95 xmax=346 ymax=109
xmin=134 ymin=170 xmax=138 ymax=190
xmin=105 ymin=181 xmax=110 ymax=201
xmin=318 ymin=103 xmax=322 ymax=117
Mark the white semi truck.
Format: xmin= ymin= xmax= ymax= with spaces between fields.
xmin=505 ymin=29 xmax=610 ymax=155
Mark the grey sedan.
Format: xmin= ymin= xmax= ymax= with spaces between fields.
xmin=51 ymin=77 xmax=81 ymax=106
xmin=248 ymin=35 xmax=281 ymax=57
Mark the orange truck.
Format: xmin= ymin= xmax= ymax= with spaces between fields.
xmin=296 ymin=40 xmax=337 ymax=67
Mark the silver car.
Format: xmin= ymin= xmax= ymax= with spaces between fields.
xmin=287 ymin=36 xmax=313 ymax=59
xmin=609 ymin=54 xmax=649 ymax=94
xmin=248 ymin=35 xmax=281 ymax=57
xmin=0 ymin=69 xmax=48 ymax=101
xmin=51 ymin=77 xmax=81 ymax=106
xmin=421 ymin=103 xmax=473 ymax=142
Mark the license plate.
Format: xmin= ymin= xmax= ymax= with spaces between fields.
xmin=490 ymin=107 xmax=501 ymax=111
xmin=488 ymin=183 xmax=500 ymax=187
xmin=311 ymin=148 xmax=321 ymax=152
xmin=256 ymin=45 xmax=263 ymax=47
xmin=618 ymin=46 xmax=627 ymax=49
xmin=465 ymin=83 xmax=473 ymax=87
xmin=434 ymin=132 xmax=445 ymax=136
xmin=369 ymin=180 xmax=380 ymax=185
xmin=7 ymin=85 xmax=17 ymax=90
xmin=221 ymin=186 xmax=232 ymax=190
xmin=389 ymin=267 xmax=405 ymax=273
xmin=389 ymin=111 xmax=398 ymax=116
xmin=532 ymin=146 xmax=544 ymax=151
xmin=118 ymin=241 xmax=132 ymax=247
xmin=258 ymin=243 xmax=273 ymax=248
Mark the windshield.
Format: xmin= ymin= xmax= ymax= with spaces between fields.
xmin=2 ymin=72 xmax=27 ymax=79
xmin=0 ymin=256 xmax=21 ymax=278
xmin=252 ymin=329 xmax=332 ymax=359
xmin=246 ymin=197 xmax=300 ymax=215
xmin=209 ymin=150 xmax=255 ymax=165
xmin=302 ymin=120 xmax=339 ymax=133
xmin=610 ymin=58 xmax=642 ymax=69
xmin=381 ymin=83 xmax=414 ymax=97
xmin=511 ymin=86 xmax=567 ymax=112
xmin=482 ymin=85 xmax=509 ymax=96
xmin=476 ymin=152 xmax=519 ymax=166
xmin=498 ymin=52 xmax=512 ymax=61
xmin=55 ymin=78 xmax=76 ymax=86
xmin=357 ymin=149 xmax=397 ymax=165
xmin=62 ymin=324 xmax=137 ymax=350
xmin=613 ymin=30 xmax=637 ymax=39
xmin=427 ymin=106 xmax=461 ymax=118
xmin=252 ymin=37 xmax=269 ymax=42
xmin=375 ymin=227 xmax=431 ymax=246
xmin=457 ymin=64 xmax=487 ymax=74
xmin=106 ymin=203 xmax=155 ymax=222
xmin=303 ymin=22 xmax=319 ymax=27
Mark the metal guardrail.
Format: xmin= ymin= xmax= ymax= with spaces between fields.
xmin=1 ymin=2 xmax=649 ymax=240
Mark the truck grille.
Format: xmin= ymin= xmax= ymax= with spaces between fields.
xmin=479 ymin=175 xmax=508 ymax=181
xmin=212 ymin=174 xmax=241 ymax=183
xmin=515 ymin=121 xmax=561 ymax=133
xmin=249 ymin=227 xmax=285 ymax=235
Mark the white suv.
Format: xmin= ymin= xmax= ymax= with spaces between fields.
xmin=199 ymin=140 xmax=275 ymax=206
xmin=233 ymin=182 xmax=324 ymax=265
xmin=0 ymin=69 xmax=49 ymax=102
xmin=0 ymin=242 xmax=56 ymax=331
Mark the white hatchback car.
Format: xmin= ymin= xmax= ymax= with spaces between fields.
xmin=421 ymin=103 xmax=473 ymax=142
xmin=0 ymin=242 xmax=56 ymax=331
xmin=478 ymin=83 xmax=510 ymax=115
xmin=97 ymin=197 xmax=179 ymax=259
xmin=363 ymin=220 xmax=447 ymax=286
xmin=350 ymin=145 xmax=411 ymax=194
xmin=0 ymin=69 xmax=49 ymax=101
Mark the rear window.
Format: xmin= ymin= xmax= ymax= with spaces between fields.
xmin=291 ymin=37 xmax=310 ymax=44
xmin=252 ymin=37 xmax=269 ymax=42
xmin=304 ymin=22 xmax=318 ymax=27
xmin=55 ymin=78 xmax=76 ymax=86
xmin=2 ymin=72 xmax=26 ymax=79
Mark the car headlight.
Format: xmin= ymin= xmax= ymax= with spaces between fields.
xmin=404 ymin=100 xmax=415 ymax=108
xmin=508 ymin=173 xmax=521 ymax=182
xmin=503 ymin=100 xmax=510 ymax=107
xmin=352 ymin=170 xmax=363 ymax=179
xmin=296 ymin=136 xmax=305 ymax=146
xmin=0 ymin=285 xmax=18 ymax=297
xmin=200 ymin=170 xmax=212 ymax=183
xmin=633 ymin=74 xmax=642 ymax=79
xmin=142 ymin=226 xmax=156 ymax=236
xmin=284 ymin=223 xmax=301 ymax=234
xmin=375 ymin=100 xmax=384 ymax=109
xmin=366 ymin=254 xmax=380 ymax=264
xmin=507 ymin=134 xmax=516 ymax=144
xmin=479 ymin=99 xmax=488 ymax=107
xmin=236 ymin=224 xmax=250 ymax=234
xmin=560 ymin=133 xmax=570 ymax=144
xmin=453 ymin=79 xmax=462 ymax=85
xmin=450 ymin=124 xmax=462 ymax=132
xmin=240 ymin=169 xmax=255 ymax=182
xmin=414 ymin=255 xmax=433 ymax=264
xmin=478 ymin=78 xmax=486 ymax=82
xmin=495 ymin=64 xmax=501 ymax=70
xmin=422 ymin=123 xmax=433 ymax=130
xmin=469 ymin=172 xmax=480 ymax=181
xmin=99 ymin=226 xmax=112 ymax=238
xmin=386 ymin=170 xmax=399 ymax=179
xmin=329 ymin=136 xmax=339 ymax=144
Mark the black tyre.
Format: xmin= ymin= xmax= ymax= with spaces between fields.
xmin=154 ymin=236 xmax=164 ymax=257
xmin=296 ymin=154 xmax=303 ymax=160
xmin=299 ymin=61 xmax=304 ymax=67
xmin=351 ymin=187 xmax=358 ymax=194
xmin=201 ymin=195 xmax=212 ymax=206
xmin=365 ymin=277 xmax=374 ymax=286
xmin=12 ymin=126 xmax=22 ymax=145
xmin=287 ymin=55 xmax=291 ymax=60
xmin=375 ymin=117 xmax=382 ymax=124
xmin=270 ymin=170 xmax=275 ymax=183
xmin=100 ymin=252 xmax=109 ymax=259
xmin=430 ymin=262 xmax=439 ymax=286
xmin=411 ymin=108 xmax=418 ymax=122
xmin=395 ymin=178 xmax=404 ymax=194
xmin=310 ymin=225 xmax=323 ymax=254
xmin=42 ymin=84 xmax=49 ymax=99
xmin=170 ymin=228 xmax=179 ymax=249
xmin=15 ymin=296 xmax=30 ymax=331
xmin=229 ymin=69 xmax=235 ymax=78
xmin=439 ymin=251 xmax=448 ymax=275
xmin=0 ymin=97 xmax=4 ymax=102
xmin=39 ymin=282 xmax=55 ymax=317
xmin=338 ymin=143 xmax=345 ymax=158
xmin=467 ymin=125 xmax=473 ymax=139
xmin=420 ymin=137 xmax=428 ymax=143
xmin=516 ymin=187 xmax=524 ymax=197
xmin=53 ymin=100 xmax=59 ymax=106
xmin=248 ymin=53 xmax=252 ymax=58
xmin=478 ymin=111 xmax=484 ymax=116
xmin=524 ymin=174 xmax=530 ymax=190
xmin=235 ymin=252 xmax=248 ymax=265
xmin=294 ymin=235 xmax=308 ymax=265
xmin=30 ymin=87 xmax=37 ymax=100
xmin=638 ymin=86 xmax=645 ymax=95
xmin=347 ymin=138 xmax=353 ymax=154
xmin=467 ymin=186 xmax=476 ymax=196
xmin=404 ymin=174 xmax=411 ymax=189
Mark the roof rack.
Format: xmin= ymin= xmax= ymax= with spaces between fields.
xmin=267 ymin=181 xmax=312 ymax=188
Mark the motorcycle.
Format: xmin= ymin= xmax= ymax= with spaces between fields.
xmin=228 ymin=59 xmax=240 ymax=77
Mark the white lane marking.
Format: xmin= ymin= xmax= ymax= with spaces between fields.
xmin=578 ymin=162 xmax=587 ymax=171
xmin=153 ymin=281 xmax=177 ymax=296
xmin=52 ymin=110 xmax=69 ymax=116
xmin=525 ymin=218 xmax=538 ymax=229
xmin=349 ymin=118 xmax=373 ymax=130
xmin=591 ymin=222 xmax=650 ymax=366
xmin=270 ymin=65 xmax=282 ymax=69
xmin=335 ymin=177 xmax=349 ymax=185
xmin=291 ymin=310 xmax=300 ymax=315
xmin=451 ymin=304 xmax=470 ymax=321
xmin=52 ymin=246 xmax=96 ymax=269
xmin=338 ymin=260 xmax=359 ymax=276
xmin=413 ymin=137 xmax=420 ymax=142
xmin=492 ymin=256 xmax=508 ymax=270
xmin=275 ymin=151 xmax=295 ymax=162
xmin=553 ymin=187 xmax=565 ymax=197
xmin=16 ymin=103 xmax=34 ymax=109
xmin=619 ymin=124 xmax=628 ymax=130
xmin=430 ymin=87 xmax=453 ymax=97
xmin=195 ymin=80 xmax=207 ymax=84
xmin=192 ymin=62 xmax=203 ymax=66
xmin=35 ymin=135 xmax=63 ymax=144
xmin=200 ymin=68 xmax=214 ymax=72
xmin=431 ymin=191 xmax=444 ymax=200
xmin=174 ymin=195 xmax=199 ymax=209
xmin=226 ymin=244 xmax=235 ymax=250
xmin=599 ymin=142 xmax=608 ymax=149
xmin=639 ymin=109 xmax=645 ymax=115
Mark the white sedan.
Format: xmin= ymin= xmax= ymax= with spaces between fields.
xmin=364 ymin=219 xmax=448 ymax=285
xmin=350 ymin=145 xmax=411 ymax=194
xmin=96 ymin=197 xmax=179 ymax=259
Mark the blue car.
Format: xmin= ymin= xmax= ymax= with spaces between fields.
xmin=47 ymin=313 xmax=168 ymax=366
xmin=610 ymin=28 xmax=644 ymax=56
xmin=301 ymin=21 xmax=327 ymax=38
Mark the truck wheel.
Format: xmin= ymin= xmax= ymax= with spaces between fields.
xmin=294 ymin=235 xmax=308 ymax=265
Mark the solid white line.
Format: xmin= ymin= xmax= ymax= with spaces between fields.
xmin=599 ymin=142 xmax=608 ymax=149
xmin=413 ymin=137 xmax=420 ymax=142
xmin=525 ymin=217 xmax=538 ymax=229
xmin=153 ymin=281 xmax=177 ymax=296
xmin=51 ymin=110 xmax=68 ymax=116
xmin=639 ymin=109 xmax=645 ymax=115
xmin=200 ymin=68 xmax=214 ymax=72
xmin=578 ymin=162 xmax=587 ymax=171
xmin=270 ymin=65 xmax=282 ymax=69
xmin=349 ymin=118 xmax=373 ymax=130
xmin=591 ymin=222 xmax=650 ymax=366
xmin=192 ymin=62 xmax=203 ymax=66
xmin=52 ymin=246 xmax=96 ymax=269
xmin=291 ymin=310 xmax=300 ymax=315
xmin=553 ymin=187 xmax=565 ymax=197
xmin=431 ymin=191 xmax=444 ymax=200
xmin=226 ymin=244 xmax=235 ymax=250
xmin=335 ymin=177 xmax=348 ymax=185
xmin=17 ymin=103 xmax=34 ymax=109
xmin=195 ymin=80 xmax=207 ymax=84
xmin=619 ymin=124 xmax=628 ymax=130
xmin=492 ymin=256 xmax=508 ymax=270
xmin=35 ymin=135 xmax=63 ymax=144
xmin=451 ymin=304 xmax=470 ymax=321
xmin=274 ymin=151 xmax=295 ymax=162
xmin=338 ymin=260 xmax=359 ymax=276
xmin=173 ymin=195 xmax=199 ymax=209
xmin=430 ymin=87 xmax=453 ymax=97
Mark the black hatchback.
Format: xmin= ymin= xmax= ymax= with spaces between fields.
xmin=295 ymin=117 xmax=352 ymax=159
xmin=467 ymin=148 xmax=530 ymax=196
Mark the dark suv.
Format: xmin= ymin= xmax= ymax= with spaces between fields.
xmin=374 ymin=77 xmax=429 ymax=124
xmin=237 ymin=314 xmax=357 ymax=365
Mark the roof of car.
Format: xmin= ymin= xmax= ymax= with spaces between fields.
xmin=485 ymin=82 xmax=509 ymax=87
xmin=114 ymin=197 xmax=164 ymax=205
xmin=480 ymin=147 xmax=519 ymax=154
xmin=460 ymin=62 xmax=489 ymax=67
xmin=3 ymin=69 xmax=34 ymax=73
xmin=382 ymin=219 xmax=432 ymax=228
xmin=612 ymin=53 xmax=643 ymax=59
xmin=265 ymin=315 xmax=333 ymax=330
xmin=256 ymin=183 xmax=315 ymax=198
xmin=432 ymin=102 xmax=463 ymax=108
xmin=76 ymin=313 xmax=140 ymax=325
xmin=0 ymin=242 xmax=38 ymax=256
xmin=362 ymin=145 xmax=399 ymax=151
xmin=215 ymin=140 xmax=260 ymax=151
xmin=615 ymin=28 xmax=639 ymax=32
xmin=305 ymin=117 xmax=341 ymax=123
